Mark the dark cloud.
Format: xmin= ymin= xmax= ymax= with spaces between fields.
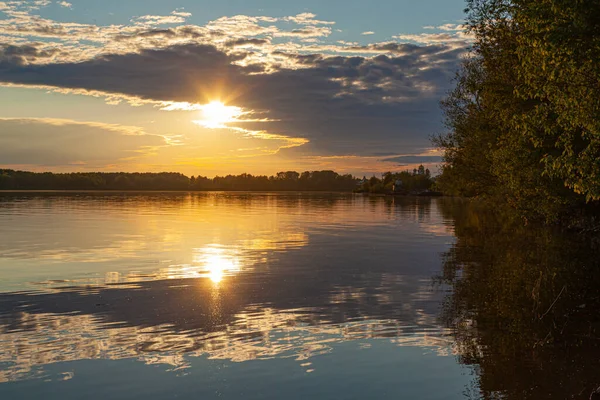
xmin=0 ymin=42 xmax=463 ymax=156
xmin=0 ymin=43 xmax=60 ymax=65
xmin=348 ymin=42 xmax=464 ymax=56
xmin=371 ymin=152 xmax=402 ymax=157
xmin=383 ymin=155 xmax=442 ymax=164
xmin=113 ymin=26 xmax=211 ymax=42
xmin=223 ymin=38 xmax=270 ymax=48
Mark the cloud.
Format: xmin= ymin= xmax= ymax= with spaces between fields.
xmin=0 ymin=6 xmax=469 ymax=168
xmin=0 ymin=43 xmax=60 ymax=65
xmin=223 ymin=38 xmax=271 ymax=48
xmin=57 ymin=1 xmax=71 ymax=8
xmin=394 ymin=23 xmax=473 ymax=46
xmin=0 ymin=118 xmax=169 ymax=168
xmin=0 ymin=42 xmax=461 ymax=102
xmin=273 ymin=26 xmax=332 ymax=38
xmin=204 ymin=15 xmax=279 ymax=37
xmin=284 ymin=12 xmax=335 ymax=26
xmin=394 ymin=32 xmax=472 ymax=46
xmin=0 ymin=40 xmax=463 ymax=157
xmin=424 ymin=23 xmax=465 ymax=31
xmin=131 ymin=10 xmax=193 ymax=26
xmin=362 ymin=31 xmax=375 ymax=35
xmin=382 ymin=155 xmax=442 ymax=164
xmin=171 ymin=10 xmax=191 ymax=18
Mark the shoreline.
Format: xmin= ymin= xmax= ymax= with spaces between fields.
xmin=0 ymin=190 xmax=358 ymax=194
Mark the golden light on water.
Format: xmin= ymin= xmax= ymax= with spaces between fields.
xmin=205 ymin=253 xmax=238 ymax=284
xmin=109 ymin=246 xmax=245 ymax=285
xmin=194 ymin=246 xmax=241 ymax=284
xmin=195 ymin=101 xmax=244 ymax=129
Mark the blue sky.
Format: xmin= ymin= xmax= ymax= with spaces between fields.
xmin=46 ymin=0 xmax=465 ymax=35
xmin=0 ymin=0 xmax=470 ymax=176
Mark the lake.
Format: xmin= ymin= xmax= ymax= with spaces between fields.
xmin=0 ymin=192 xmax=599 ymax=399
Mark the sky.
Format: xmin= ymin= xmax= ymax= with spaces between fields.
xmin=0 ymin=0 xmax=470 ymax=177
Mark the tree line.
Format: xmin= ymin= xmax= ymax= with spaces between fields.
xmin=356 ymin=165 xmax=435 ymax=194
xmin=0 ymin=169 xmax=359 ymax=192
xmin=434 ymin=0 xmax=600 ymax=224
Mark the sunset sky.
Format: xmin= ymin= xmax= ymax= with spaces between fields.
xmin=0 ymin=0 xmax=469 ymax=176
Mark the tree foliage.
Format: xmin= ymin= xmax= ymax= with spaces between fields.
xmin=434 ymin=0 xmax=600 ymax=222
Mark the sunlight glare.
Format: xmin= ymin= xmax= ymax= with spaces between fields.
xmin=196 ymin=101 xmax=244 ymax=129
xmin=203 ymin=252 xmax=240 ymax=284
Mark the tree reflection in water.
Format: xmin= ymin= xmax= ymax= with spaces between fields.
xmin=437 ymin=199 xmax=600 ymax=399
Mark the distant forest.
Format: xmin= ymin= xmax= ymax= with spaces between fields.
xmin=356 ymin=166 xmax=435 ymax=194
xmin=0 ymin=169 xmax=360 ymax=192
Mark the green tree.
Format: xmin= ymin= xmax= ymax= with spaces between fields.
xmin=433 ymin=0 xmax=599 ymax=223
xmin=511 ymin=0 xmax=600 ymax=201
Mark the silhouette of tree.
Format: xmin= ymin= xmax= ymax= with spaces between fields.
xmin=0 ymin=169 xmax=359 ymax=192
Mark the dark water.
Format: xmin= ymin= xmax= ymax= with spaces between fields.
xmin=0 ymin=193 xmax=598 ymax=399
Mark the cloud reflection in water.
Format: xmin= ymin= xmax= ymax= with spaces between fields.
xmin=0 ymin=193 xmax=458 ymax=386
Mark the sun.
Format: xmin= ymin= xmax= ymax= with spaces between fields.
xmin=197 ymin=101 xmax=244 ymax=129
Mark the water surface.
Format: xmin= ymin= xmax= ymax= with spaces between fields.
xmin=0 ymin=192 xmax=599 ymax=399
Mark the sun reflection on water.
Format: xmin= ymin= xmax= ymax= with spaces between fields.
xmin=96 ymin=233 xmax=309 ymax=287
xmin=203 ymin=252 xmax=239 ymax=284
xmin=153 ymin=247 xmax=243 ymax=284
xmin=194 ymin=246 xmax=241 ymax=284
